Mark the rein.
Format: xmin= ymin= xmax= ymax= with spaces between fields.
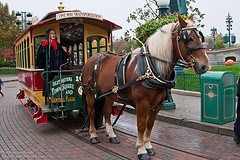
xmin=139 ymin=52 xmax=194 ymax=68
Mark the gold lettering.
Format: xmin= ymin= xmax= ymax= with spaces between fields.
xmin=51 ymin=97 xmax=65 ymax=103
xmin=66 ymin=95 xmax=75 ymax=102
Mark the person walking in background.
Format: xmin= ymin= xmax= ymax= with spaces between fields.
xmin=234 ymin=78 xmax=240 ymax=144
xmin=36 ymin=28 xmax=69 ymax=97
xmin=0 ymin=78 xmax=4 ymax=97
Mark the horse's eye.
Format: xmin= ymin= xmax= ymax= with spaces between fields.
xmin=190 ymin=37 xmax=194 ymax=41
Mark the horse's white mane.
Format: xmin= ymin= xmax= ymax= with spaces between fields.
xmin=130 ymin=19 xmax=196 ymax=77
xmin=146 ymin=19 xmax=195 ymax=76
xmin=146 ymin=23 xmax=176 ymax=76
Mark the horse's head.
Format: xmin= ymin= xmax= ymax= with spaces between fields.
xmin=175 ymin=14 xmax=210 ymax=75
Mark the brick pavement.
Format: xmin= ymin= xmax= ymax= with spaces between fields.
xmin=1 ymin=77 xmax=240 ymax=160
xmin=113 ymin=113 xmax=240 ymax=159
xmin=0 ymin=81 xmax=124 ymax=159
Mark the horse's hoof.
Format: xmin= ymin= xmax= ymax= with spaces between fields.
xmin=146 ymin=148 xmax=155 ymax=156
xmin=109 ymin=137 xmax=120 ymax=144
xmin=138 ymin=153 xmax=151 ymax=160
xmin=90 ymin=137 xmax=100 ymax=144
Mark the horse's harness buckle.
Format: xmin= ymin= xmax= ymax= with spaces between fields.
xmin=137 ymin=68 xmax=154 ymax=81
xmin=112 ymin=86 xmax=119 ymax=94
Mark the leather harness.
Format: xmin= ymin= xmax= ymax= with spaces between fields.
xmin=83 ymin=49 xmax=176 ymax=108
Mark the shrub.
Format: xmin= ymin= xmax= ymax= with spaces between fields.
xmin=135 ymin=13 xmax=189 ymax=45
xmin=0 ymin=60 xmax=15 ymax=67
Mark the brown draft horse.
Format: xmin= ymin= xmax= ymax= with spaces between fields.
xmin=81 ymin=14 xmax=209 ymax=160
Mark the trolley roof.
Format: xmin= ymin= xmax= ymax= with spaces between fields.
xmin=15 ymin=10 xmax=122 ymax=42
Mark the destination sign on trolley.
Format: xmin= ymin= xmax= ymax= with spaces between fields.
xmin=56 ymin=11 xmax=103 ymax=21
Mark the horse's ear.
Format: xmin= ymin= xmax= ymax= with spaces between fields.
xmin=189 ymin=15 xmax=194 ymax=21
xmin=178 ymin=14 xmax=187 ymax=28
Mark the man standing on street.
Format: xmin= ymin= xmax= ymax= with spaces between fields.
xmin=0 ymin=78 xmax=3 ymax=97
xmin=234 ymin=78 xmax=240 ymax=144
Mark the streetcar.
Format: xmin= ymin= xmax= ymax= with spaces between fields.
xmin=15 ymin=3 xmax=122 ymax=124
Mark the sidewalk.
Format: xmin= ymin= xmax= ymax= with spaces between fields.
xmin=125 ymin=90 xmax=234 ymax=137
xmin=0 ymin=74 xmax=18 ymax=82
xmin=161 ymin=90 xmax=234 ymax=136
xmin=1 ymin=74 xmax=235 ymax=137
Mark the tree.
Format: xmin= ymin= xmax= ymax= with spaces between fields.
xmin=135 ymin=13 xmax=189 ymax=44
xmin=2 ymin=49 xmax=14 ymax=60
xmin=125 ymin=0 xmax=205 ymax=43
xmin=186 ymin=0 xmax=205 ymax=28
xmin=113 ymin=36 xmax=137 ymax=53
xmin=214 ymin=33 xmax=227 ymax=49
xmin=204 ymin=35 xmax=214 ymax=49
xmin=0 ymin=2 xmax=21 ymax=60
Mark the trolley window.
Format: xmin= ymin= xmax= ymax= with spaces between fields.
xmin=26 ymin=37 xmax=30 ymax=68
xmin=34 ymin=36 xmax=45 ymax=68
xmin=87 ymin=36 xmax=107 ymax=59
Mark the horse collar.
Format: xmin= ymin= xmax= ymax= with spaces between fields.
xmin=136 ymin=50 xmax=176 ymax=90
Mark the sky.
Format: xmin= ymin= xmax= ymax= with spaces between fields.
xmin=1 ymin=0 xmax=240 ymax=42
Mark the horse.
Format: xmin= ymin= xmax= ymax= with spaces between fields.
xmin=81 ymin=14 xmax=209 ymax=160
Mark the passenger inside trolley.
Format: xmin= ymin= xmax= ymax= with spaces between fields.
xmin=36 ymin=28 xmax=69 ymax=97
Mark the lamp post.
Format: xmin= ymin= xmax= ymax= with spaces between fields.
xmin=58 ymin=2 xmax=65 ymax=11
xmin=210 ymin=27 xmax=217 ymax=49
xmin=156 ymin=0 xmax=176 ymax=110
xmin=156 ymin=0 xmax=170 ymax=16
xmin=225 ymin=13 xmax=233 ymax=48
xmin=15 ymin=11 xmax=33 ymax=30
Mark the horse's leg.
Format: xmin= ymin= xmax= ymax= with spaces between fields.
xmin=104 ymin=98 xmax=120 ymax=144
xmin=86 ymin=94 xmax=99 ymax=144
xmin=135 ymin=103 xmax=150 ymax=160
xmin=144 ymin=104 xmax=163 ymax=156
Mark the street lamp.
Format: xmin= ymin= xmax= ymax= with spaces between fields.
xmin=156 ymin=0 xmax=170 ymax=16
xmin=58 ymin=2 xmax=65 ymax=11
xmin=15 ymin=11 xmax=33 ymax=30
xmin=210 ymin=27 xmax=217 ymax=49
xmin=156 ymin=0 xmax=175 ymax=110
xmin=225 ymin=13 xmax=233 ymax=48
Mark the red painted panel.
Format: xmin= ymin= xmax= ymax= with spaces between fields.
xmin=34 ymin=71 xmax=44 ymax=91
xmin=17 ymin=69 xmax=44 ymax=91
xmin=25 ymin=72 xmax=32 ymax=89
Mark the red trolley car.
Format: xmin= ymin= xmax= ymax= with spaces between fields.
xmin=15 ymin=2 xmax=121 ymax=124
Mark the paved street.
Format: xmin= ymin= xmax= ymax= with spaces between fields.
xmin=0 ymin=81 xmax=125 ymax=159
xmin=0 ymin=80 xmax=240 ymax=159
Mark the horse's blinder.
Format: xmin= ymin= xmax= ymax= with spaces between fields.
xmin=178 ymin=27 xmax=205 ymax=55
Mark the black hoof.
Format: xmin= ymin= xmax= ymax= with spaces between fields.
xmin=234 ymin=133 xmax=240 ymax=145
xmin=109 ymin=137 xmax=120 ymax=144
xmin=138 ymin=153 xmax=151 ymax=160
xmin=90 ymin=137 xmax=100 ymax=144
xmin=146 ymin=148 xmax=155 ymax=156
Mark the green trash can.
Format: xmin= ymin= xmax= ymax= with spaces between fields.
xmin=200 ymin=71 xmax=236 ymax=125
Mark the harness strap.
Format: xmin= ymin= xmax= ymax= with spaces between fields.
xmin=97 ymin=78 xmax=139 ymax=102
xmin=112 ymin=104 xmax=126 ymax=126
xmin=114 ymin=53 xmax=132 ymax=97
xmin=140 ymin=53 xmax=193 ymax=68
xmin=186 ymin=44 xmax=205 ymax=53
xmin=145 ymin=54 xmax=176 ymax=89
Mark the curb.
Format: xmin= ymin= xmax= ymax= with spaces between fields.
xmin=171 ymin=89 xmax=200 ymax=97
xmin=125 ymin=103 xmax=234 ymax=137
xmin=3 ymin=79 xmax=18 ymax=83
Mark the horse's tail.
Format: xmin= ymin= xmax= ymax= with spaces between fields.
xmin=81 ymin=93 xmax=90 ymax=129
xmin=82 ymin=92 xmax=104 ymax=130
xmin=93 ymin=96 xmax=104 ymax=129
